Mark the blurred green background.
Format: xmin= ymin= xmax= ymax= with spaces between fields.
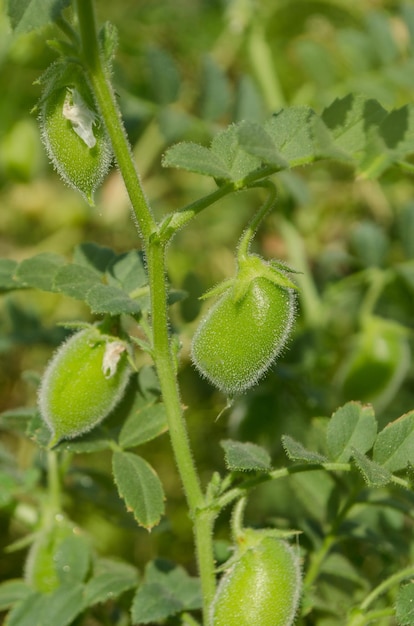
xmin=1 ymin=1 xmax=414 ymax=621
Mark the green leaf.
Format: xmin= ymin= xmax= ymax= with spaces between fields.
xmin=0 ymin=260 xmax=26 ymax=292
xmin=0 ymin=407 xmax=38 ymax=434
xmin=6 ymin=0 xmax=70 ymax=35
xmin=56 ymin=429 xmax=113 ymax=453
xmin=98 ymin=21 xmax=119 ymax=68
xmin=4 ymin=591 xmax=45 ymax=626
xmin=146 ymin=46 xmax=180 ymax=105
xmin=319 ymin=552 xmax=363 ymax=586
xmin=162 ymin=142 xmax=231 ymax=179
xmin=321 ymin=94 xmax=387 ymax=157
xmin=86 ymin=283 xmax=141 ymax=315
xmin=131 ymin=560 xmax=201 ymax=624
xmin=282 ymin=435 xmax=327 ymax=464
xmin=199 ymin=56 xmax=231 ymax=122
xmin=15 ymin=253 xmax=65 ymax=291
xmin=38 ymin=584 xmax=85 ymax=626
xmin=351 ymin=449 xmax=392 ymax=487
xmin=264 ymin=107 xmax=324 ymax=167
xmin=119 ymin=403 xmax=168 ymax=449
xmin=5 ymin=584 xmax=84 ymax=626
xmin=373 ymin=410 xmax=414 ymax=472
xmin=54 ymin=263 xmax=102 ymax=300
xmin=210 ymin=124 xmax=261 ymax=182
xmin=54 ymin=535 xmax=91 ymax=586
xmin=138 ymin=366 xmax=162 ymax=399
xmin=106 ymin=250 xmax=148 ymax=295
xmin=0 ymin=580 xmax=31 ymax=611
xmin=73 ymin=242 xmax=117 ymax=275
xmin=112 ymin=451 xmax=165 ymax=529
xmin=237 ymin=121 xmax=288 ymax=168
xmin=326 ymin=402 xmax=377 ymax=462
xmin=361 ymin=105 xmax=414 ymax=178
xmin=83 ymin=558 xmax=138 ymax=607
xmin=234 ymin=75 xmax=266 ymax=123
xmin=366 ymin=10 xmax=399 ymax=65
xmin=220 ymin=439 xmax=272 ymax=472
xmin=396 ymin=583 xmax=414 ymax=626
xmin=349 ymin=221 xmax=389 ymax=268
xmin=396 ymin=260 xmax=414 ymax=292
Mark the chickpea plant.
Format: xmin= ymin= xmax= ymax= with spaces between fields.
xmin=1 ymin=2 xmax=414 ymax=626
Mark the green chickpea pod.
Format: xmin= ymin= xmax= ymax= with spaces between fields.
xmin=38 ymin=327 xmax=132 ymax=446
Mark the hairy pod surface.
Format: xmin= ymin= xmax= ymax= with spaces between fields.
xmin=191 ymin=275 xmax=295 ymax=395
xmin=38 ymin=328 xmax=131 ymax=445
xmin=39 ymin=85 xmax=112 ymax=204
xmin=211 ymin=537 xmax=301 ymax=626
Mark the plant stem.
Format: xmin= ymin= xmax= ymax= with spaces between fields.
xmin=358 ymin=268 xmax=391 ymax=323
xmin=148 ymin=238 xmax=217 ymax=616
xmin=359 ymin=564 xmax=414 ymax=612
xmin=237 ymin=180 xmax=277 ymax=261
xmin=346 ymin=608 xmax=395 ymax=626
xmin=76 ymin=2 xmax=217 ymax=620
xmin=46 ymin=449 xmax=61 ymax=519
xmin=75 ymin=0 xmax=156 ymax=244
xmin=159 ymin=167 xmax=279 ymax=243
xmin=231 ymin=496 xmax=247 ymax=540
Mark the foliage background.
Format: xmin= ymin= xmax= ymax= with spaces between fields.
xmin=1 ymin=0 xmax=414 ymax=624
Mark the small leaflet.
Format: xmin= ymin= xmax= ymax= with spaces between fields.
xmin=62 ymin=88 xmax=97 ymax=149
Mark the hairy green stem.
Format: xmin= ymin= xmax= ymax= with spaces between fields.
xmin=75 ymin=0 xmax=156 ymax=243
xmin=159 ymin=167 xmax=279 ymax=243
xmin=46 ymin=450 xmax=61 ymax=520
xmin=216 ymin=461 xmax=410 ymax=512
xmin=237 ymin=180 xmax=277 ymax=261
xmin=147 ymin=238 xmax=217 ymax=616
xmin=304 ymin=488 xmax=360 ymax=590
xmin=231 ymin=496 xmax=247 ymax=541
xmin=75 ymin=2 xmax=217 ymax=618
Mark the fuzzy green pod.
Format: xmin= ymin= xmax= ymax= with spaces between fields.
xmin=38 ymin=328 xmax=131 ymax=445
xmin=39 ymin=84 xmax=112 ymax=204
xmin=191 ymin=270 xmax=296 ymax=395
xmin=211 ymin=537 xmax=301 ymax=626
